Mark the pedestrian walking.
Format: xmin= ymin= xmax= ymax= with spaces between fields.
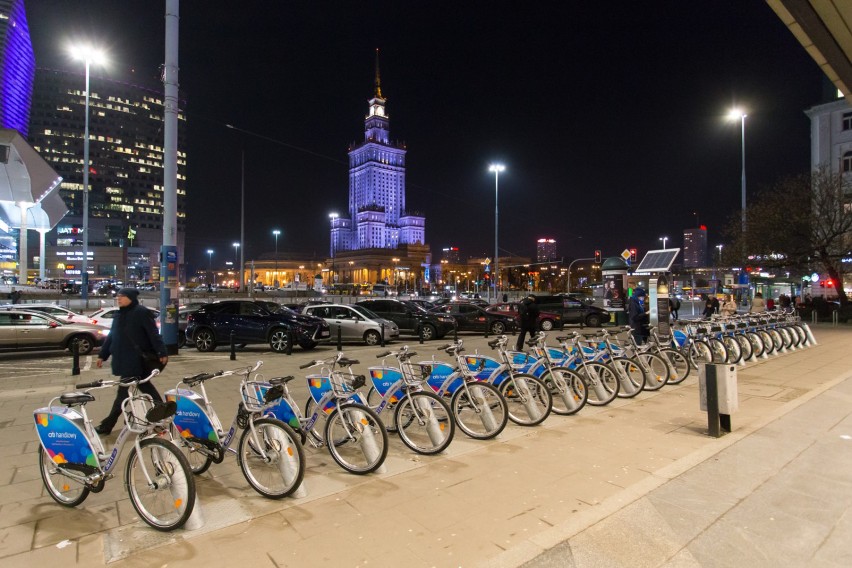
xmin=669 ymin=295 xmax=681 ymax=320
xmin=628 ymin=288 xmax=649 ymax=344
xmin=515 ymin=294 xmax=540 ymax=351
xmin=95 ymin=288 xmax=168 ymax=435
xmin=750 ymin=292 xmax=766 ymax=313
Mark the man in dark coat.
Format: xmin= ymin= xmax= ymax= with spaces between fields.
xmin=515 ymin=294 xmax=540 ymax=351
xmin=628 ymin=288 xmax=649 ymax=344
xmin=95 ymin=288 xmax=168 ymax=434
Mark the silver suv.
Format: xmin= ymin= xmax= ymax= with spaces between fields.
xmin=302 ymin=304 xmax=399 ymax=345
xmin=0 ymin=309 xmax=109 ymax=354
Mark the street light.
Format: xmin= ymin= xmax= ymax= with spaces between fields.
xmin=70 ymin=44 xmax=106 ymax=301
xmin=272 ymin=229 xmax=280 ymax=288
xmin=727 ymin=108 xmax=747 ymax=235
xmin=329 ymin=212 xmax=338 ymax=289
xmin=232 ymin=242 xmax=240 ymax=287
xmin=392 ymin=257 xmax=400 ymax=291
xmin=716 ymin=244 xmax=724 ymax=261
xmin=206 ymin=249 xmax=214 ymax=285
xmin=489 ymin=163 xmax=505 ymax=301
xmin=659 ymin=236 xmax=668 ymax=250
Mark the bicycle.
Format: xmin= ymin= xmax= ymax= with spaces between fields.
xmin=548 ymin=332 xmax=620 ymax=406
xmin=266 ymin=353 xmax=389 ymax=474
xmin=34 ymin=370 xmax=196 ymax=531
xmin=646 ymin=326 xmax=691 ymax=384
xmin=418 ymin=340 xmax=509 ymax=440
xmin=367 ymin=345 xmax=456 ymax=454
xmin=165 ymin=361 xmax=305 ymax=499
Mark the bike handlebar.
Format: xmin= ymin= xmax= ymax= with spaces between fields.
xmin=75 ymin=379 xmax=103 ymax=389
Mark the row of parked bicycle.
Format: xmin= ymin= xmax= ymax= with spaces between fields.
xmin=33 ymin=310 xmax=815 ymax=531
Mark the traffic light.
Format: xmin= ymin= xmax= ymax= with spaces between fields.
xmin=594 ymin=250 xmax=602 ymax=264
xmin=629 ymin=248 xmax=637 ymax=262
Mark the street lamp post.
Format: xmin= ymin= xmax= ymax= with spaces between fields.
xmin=328 ymin=213 xmax=338 ymax=290
xmin=232 ymin=242 xmax=240 ymax=288
xmin=206 ymin=249 xmax=214 ymax=285
xmin=659 ymin=236 xmax=668 ymax=250
xmin=727 ymin=109 xmax=747 ymax=235
xmin=70 ymin=45 xmax=105 ymax=302
xmin=272 ymin=229 xmax=280 ymax=288
xmin=489 ymin=163 xmax=505 ymax=301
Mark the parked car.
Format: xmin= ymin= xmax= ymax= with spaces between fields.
xmin=485 ymin=302 xmax=563 ymax=331
xmin=534 ymin=295 xmax=611 ymax=327
xmin=177 ymin=305 xmax=202 ymax=348
xmin=558 ymin=293 xmax=595 ymax=305
xmin=0 ymin=303 xmax=108 ymax=329
xmin=354 ymin=299 xmax=456 ymax=340
xmin=0 ymin=309 xmax=108 ymax=354
xmin=88 ymin=305 xmax=160 ymax=329
xmin=428 ymin=302 xmax=516 ymax=335
xmin=406 ymin=299 xmax=436 ymax=311
xmin=185 ymin=300 xmax=330 ymax=353
xmin=302 ymin=303 xmax=399 ymax=345
xmin=432 ymin=297 xmax=490 ymax=308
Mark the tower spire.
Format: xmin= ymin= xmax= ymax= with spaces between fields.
xmin=374 ymin=48 xmax=383 ymax=99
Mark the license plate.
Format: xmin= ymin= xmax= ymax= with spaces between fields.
xmin=320 ymin=331 xmax=330 ymax=337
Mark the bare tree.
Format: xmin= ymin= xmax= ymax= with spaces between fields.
xmin=724 ymin=166 xmax=852 ymax=306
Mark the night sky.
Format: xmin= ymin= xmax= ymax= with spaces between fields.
xmin=26 ymin=1 xmax=829 ymax=269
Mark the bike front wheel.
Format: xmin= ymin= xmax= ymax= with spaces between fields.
xmin=610 ymin=357 xmax=645 ymax=398
xmin=451 ymin=381 xmax=508 ymax=440
xmin=637 ymin=352 xmax=670 ymax=391
xmin=239 ymin=418 xmax=305 ymax=499
xmin=578 ymin=362 xmax=619 ymax=406
xmin=325 ymin=403 xmax=389 ymax=474
xmin=125 ymin=438 xmax=196 ymax=531
xmin=659 ymin=348 xmax=690 ymax=384
xmin=498 ymin=373 xmax=552 ymax=426
xmin=722 ymin=336 xmax=742 ymax=364
xmin=542 ymin=366 xmax=588 ymax=415
xmin=394 ymin=391 xmax=455 ymax=455
xmin=39 ymin=447 xmax=90 ymax=507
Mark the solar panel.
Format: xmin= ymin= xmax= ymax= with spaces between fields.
xmin=635 ymin=248 xmax=680 ymax=272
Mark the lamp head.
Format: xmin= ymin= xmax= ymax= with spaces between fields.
xmin=488 ymin=164 xmax=506 ymax=173
xmin=69 ymin=44 xmax=106 ymax=65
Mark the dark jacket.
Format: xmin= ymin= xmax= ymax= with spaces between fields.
xmin=628 ymin=296 xmax=648 ymax=333
xmin=518 ymin=297 xmax=540 ymax=329
xmin=99 ymin=301 xmax=165 ymax=377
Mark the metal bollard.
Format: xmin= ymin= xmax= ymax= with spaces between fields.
xmin=453 ymin=321 xmax=458 ymax=343
xmin=337 ymin=327 xmax=342 ymax=351
xmin=285 ymin=329 xmax=293 ymax=355
xmin=71 ymin=339 xmax=80 ymax=376
xmin=419 ymin=324 xmax=424 ymax=344
xmin=230 ymin=330 xmax=236 ymax=361
xmin=380 ymin=323 xmax=385 ymax=347
xmin=484 ymin=320 xmax=489 ymax=338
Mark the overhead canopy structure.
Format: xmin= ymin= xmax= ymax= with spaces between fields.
xmin=0 ymin=128 xmax=66 ymax=282
xmin=767 ymin=1 xmax=852 ymax=98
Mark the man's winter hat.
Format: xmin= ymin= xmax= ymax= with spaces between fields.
xmin=117 ymin=288 xmax=140 ymax=301
xmin=633 ymin=288 xmax=647 ymax=297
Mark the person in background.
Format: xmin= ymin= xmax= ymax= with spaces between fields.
xmin=515 ymin=294 xmax=540 ymax=351
xmin=95 ymin=288 xmax=168 ymax=435
xmin=721 ymin=294 xmax=738 ymax=317
xmin=766 ymin=297 xmax=775 ymax=310
xmin=750 ymin=292 xmax=766 ymax=313
xmin=702 ymin=295 xmax=715 ymax=319
xmin=669 ymin=295 xmax=681 ymax=320
xmin=628 ymin=288 xmax=650 ymax=344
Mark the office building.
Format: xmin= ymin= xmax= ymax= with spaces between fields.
xmin=683 ymin=226 xmax=708 ymax=268
xmin=0 ymin=0 xmax=34 ymax=137
xmin=536 ymin=238 xmax=557 ymax=262
xmin=28 ymin=67 xmax=187 ymax=281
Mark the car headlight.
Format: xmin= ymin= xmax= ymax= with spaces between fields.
xmin=98 ymin=329 xmax=109 ymax=336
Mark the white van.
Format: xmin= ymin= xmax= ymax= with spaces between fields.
xmin=371 ymin=283 xmax=396 ymax=297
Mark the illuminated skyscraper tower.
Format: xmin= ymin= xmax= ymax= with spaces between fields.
xmin=331 ymin=52 xmax=425 ymax=253
xmin=0 ymin=0 xmax=35 ymax=136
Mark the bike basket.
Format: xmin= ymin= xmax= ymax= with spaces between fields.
xmin=241 ymin=381 xmax=274 ymax=413
xmin=123 ymin=396 xmax=174 ymax=432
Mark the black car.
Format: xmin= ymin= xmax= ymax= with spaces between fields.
xmin=354 ymin=299 xmax=456 ymax=340
xmin=429 ymin=302 xmax=516 ymax=335
xmin=534 ymin=295 xmax=611 ymax=327
xmin=185 ymin=300 xmax=330 ymax=353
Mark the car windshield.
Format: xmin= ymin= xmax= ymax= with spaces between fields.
xmin=401 ymin=301 xmax=427 ymax=313
xmin=350 ymin=305 xmax=380 ymax=320
xmin=265 ymin=303 xmax=295 ymax=315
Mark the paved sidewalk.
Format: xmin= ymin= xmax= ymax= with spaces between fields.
xmin=0 ymin=325 xmax=849 ymax=567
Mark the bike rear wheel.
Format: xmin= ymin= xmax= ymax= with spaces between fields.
xmin=325 ymin=403 xmax=388 ymax=474
xmin=637 ymin=352 xmax=670 ymax=391
xmin=659 ymin=348 xmax=690 ymax=384
xmin=498 ymin=373 xmax=552 ymax=426
xmin=394 ymin=391 xmax=455 ymax=454
xmin=578 ymin=362 xmax=619 ymax=406
xmin=125 ymin=438 xmax=196 ymax=531
xmin=238 ymin=418 xmax=305 ymax=499
xmin=451 ymin=381 xmax=508 ymax=439
xmin=39 ymin=447 xmax=90 ymax=507
xmin=541 ymin=366 xmax=588 ymax=415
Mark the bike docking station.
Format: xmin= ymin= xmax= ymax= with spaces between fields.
xmin=699 ymin=363 xmax=738 ymax=438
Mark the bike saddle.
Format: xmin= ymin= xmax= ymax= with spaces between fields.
xmin=145 ymin=400 xmax=177 ymax=423
xmin=269 ymin=376 xmax=296 ymax=385
xmin=555 ymin=335 xmax=570 ymax=342
xmin=60 ymin=392 xmax=95 ymax=406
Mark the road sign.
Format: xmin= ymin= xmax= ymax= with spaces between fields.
xmin=484 ymin=257 xmax=491 ymax=265
xmin=621 ymin=249 xmax=631 ymax=261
